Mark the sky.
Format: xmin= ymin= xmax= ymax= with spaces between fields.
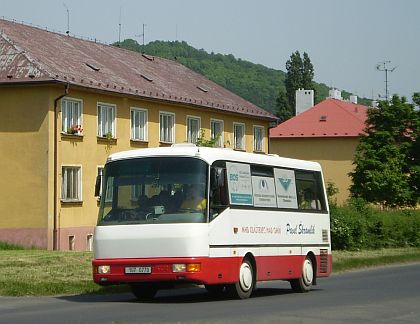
xmin=1 ymin=0 xmax=419 ymax=101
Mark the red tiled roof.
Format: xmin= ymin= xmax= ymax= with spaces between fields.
xmin=0 ymin=18 xmax=276 ymax=121
xmin=269 ymin=98 xmax=368 ymax=138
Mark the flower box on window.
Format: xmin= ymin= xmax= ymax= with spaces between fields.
xmin=67 ymin=124 xmax=83 ymax=136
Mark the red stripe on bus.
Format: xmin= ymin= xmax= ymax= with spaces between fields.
xmin=92 ymin=253 xmax=332 ymax=285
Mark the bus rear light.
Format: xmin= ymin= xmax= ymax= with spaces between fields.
xmin=172 ymin=263 xmax=201 ymax=273
xmin=98 ymin=265 xmax=111 ymax=274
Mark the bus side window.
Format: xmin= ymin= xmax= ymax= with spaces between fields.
xmin=296 ymin=171 xmax=325 ymax=211
xmin=210 ymin=166 xmax=229 ymax=219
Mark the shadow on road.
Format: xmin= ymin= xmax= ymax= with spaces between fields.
xmin=57 ymin=286 xmax=320 ymax=304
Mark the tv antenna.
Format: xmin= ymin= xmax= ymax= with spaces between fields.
xmin=376 ymin=60 xmax=397 ymax=101
xmin=135 ymin=23 xmax=146 ymax=46
xmin=63 ymin=3 xmax=70 ymax=35
xmin=118 ymin=6 xmax=122 ymax=45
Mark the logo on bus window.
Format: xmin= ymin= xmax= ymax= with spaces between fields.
xmin=278 ymin=177 xmax=292 ymax=191
xmin=226 ymin=162 xmax=253 ymax=206
xmin=252 ymin=176 xmax=277 ymax=208
xmin=274 ymin=168 xmax=298 ymax=209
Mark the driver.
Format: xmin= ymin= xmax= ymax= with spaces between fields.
xmin=180 ymin=184 xmax=206 ymax=211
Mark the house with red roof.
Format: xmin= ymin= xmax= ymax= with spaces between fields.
xmin=0 ymin=18 xmax=276 ymax=250
xmin=269 ymin=98 xmax=369 ymax=203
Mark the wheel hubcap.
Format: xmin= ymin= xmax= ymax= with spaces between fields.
xmin=239 ymin=262 xmax=253 ymax=291
xmin=302 ymin=259 xmax=313 ymax=285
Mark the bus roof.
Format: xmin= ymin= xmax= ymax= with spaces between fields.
xmin=106 ymin=144 xmax=322 ymax=172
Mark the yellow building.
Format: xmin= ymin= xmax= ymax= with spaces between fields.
xmin=269 ymin=98 xmax=368 ymax=204
xmin=0 ymin=19 xmax=276 ymax=250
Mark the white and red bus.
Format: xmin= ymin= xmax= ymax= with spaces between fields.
xmin=92 ymin=145 xmax=332 ymax=299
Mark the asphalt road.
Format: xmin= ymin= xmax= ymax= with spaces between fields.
xmin=1 ymin=263 xmax=420 ymax=323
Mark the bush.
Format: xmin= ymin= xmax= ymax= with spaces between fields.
xmin=330 ymin=201 xmax=420 ymax=250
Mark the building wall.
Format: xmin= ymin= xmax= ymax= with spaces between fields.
xmin=0 ymin=85 xmax=51 ymax=248
xmin=269 ymin=137 xmax=359 ymax=204
xmin=54 ymin=87 xmax=270 ymax=250
xmin=1 ymin=83 xmax=271 ymax=250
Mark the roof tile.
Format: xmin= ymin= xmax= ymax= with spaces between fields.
xmin=0 ymin=18 xmax=276 ymax=121
xmin=269 ymin=98 xmax=368 ymax=138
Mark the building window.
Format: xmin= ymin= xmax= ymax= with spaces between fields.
xmin=97 ymin=103 xmax=116 ymax=138
xmin=130 ymin=108 xmax=148 ymax=141
xmin=187 ymin=116 xmax=200 ymax=144
xmin=211 ymin=119 xmax=224 ymax=147
xmin=253 ymin=126 xmax=264 ymax=152
xmin=61 ymin=166 xmax=81 ymax=201
xmin=160 ymin=112 xmax=175 ymax=143
xmin=62 ymin=98 xmax=82 ymax=134
xmin=233 ymin=123 xmax=245 ymax=150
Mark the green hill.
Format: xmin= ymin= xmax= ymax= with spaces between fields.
xmin=115 ymin=39 xmax=369 ymax=114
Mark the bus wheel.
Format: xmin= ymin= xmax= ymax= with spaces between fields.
xmin=290 ymin=256 xmax=314 ymax=293
xmin=130 ymin=283 xmax=158 ymax=300
xmin=228 ymin=258 xmax=255 ymax=299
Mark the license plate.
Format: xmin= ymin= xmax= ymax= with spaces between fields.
xmin=125 ymin=266 xmax=152 ymax=274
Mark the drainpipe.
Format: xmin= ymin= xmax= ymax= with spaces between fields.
xmin=53 ymin=83 xmax=69 ymax=250
xmin=267 ymin=120 xmax=278 ymax=154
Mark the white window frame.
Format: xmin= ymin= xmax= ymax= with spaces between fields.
xmin=61 ymin=166 xmax=82 ymax=202
xmin=186 ymin=115 xmax=201 ymax=144
xmin=130 ymin=107 xmax=148 ymax=141
xmin=233 ymin=122 xmax=245 ymax=150
xmin=159 ymin=111 xmax=175 ymax=143
xmin=210 ymin=119 xmax=224 ymax=148
xmin=61 ymin=97 xmax=83 ymax=134
xmin=253 ymin=125 xmax=265 ymax=152
xmin=97 ymin=102 xmax=116 ymax=138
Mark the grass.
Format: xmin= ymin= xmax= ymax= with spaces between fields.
xmin=0 ymin=246 xmax=419 ymax=296
xmin=332 ymin=247 xmax=420 ymax=272
xmin=0 ymin=249 xmax=127 ymax=296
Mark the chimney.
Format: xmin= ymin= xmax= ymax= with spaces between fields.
xmin=295 ymin=89 xmax=314 ymax=115
xmin=328 ymin=88 xmax=342 ymax=100
xmin=350 ymin=95 xmax=358 ymax=104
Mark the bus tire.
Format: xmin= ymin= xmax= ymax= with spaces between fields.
xmin=290 ymin=256 xmax=314 ymax=293
xmin=228 ymin=258 xmax=255 ymax=299
xmin=130 ymin=283 xmax=158 ymax=300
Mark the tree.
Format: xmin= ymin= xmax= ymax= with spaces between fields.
xmin=413 ymin=92 xmax=420 ymax=106
xmin=302 ymin=52 xmax=314 ymax=90
xmin=350 ymin=95 xmax=420 ymax=207
xmin=283 ymin=51 xmax=315 ymax=118
xmin=275 ymin=89 xmax=292 ymax=120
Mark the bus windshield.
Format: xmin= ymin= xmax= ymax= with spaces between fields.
xmin=97 ymin=157 xmax=208 ymax=225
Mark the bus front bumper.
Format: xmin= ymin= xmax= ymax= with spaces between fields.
xmin=92 ymin=257 xmax=240 ymax=285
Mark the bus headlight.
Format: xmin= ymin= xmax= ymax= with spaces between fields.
xmin=172 ymin=264 xmax=186 ymax=272
xmin=172 ymin=263 xmax=201 ymax=273
xmin=98 ymin=265 xmax=111 ymax=274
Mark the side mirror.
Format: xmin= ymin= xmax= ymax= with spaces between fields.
xmin=94 ymin=174 xmax=101 ymax=197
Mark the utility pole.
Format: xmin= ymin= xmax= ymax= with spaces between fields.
xmin=135 ymin=24 xmax=146 ymax=46
xmin=376 ymin=60 xmax=397 ymax=101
